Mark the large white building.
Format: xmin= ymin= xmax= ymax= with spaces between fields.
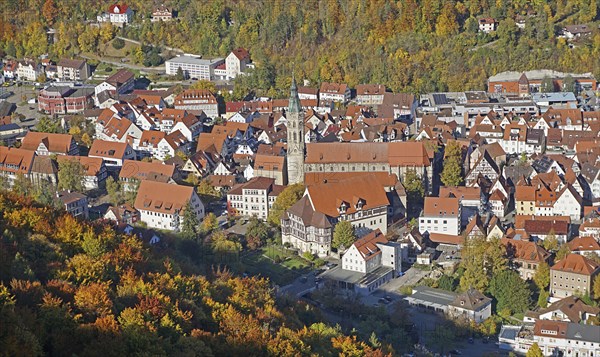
xmin=342 ymin=229 xmax=401 ymax=274
xmin=134 ymin=181 xmax=204 ymax=232
xmin=165 ymin=55 xmax=224 ymax=81
xmin=419 ymin=197 xmax=461 ymax=236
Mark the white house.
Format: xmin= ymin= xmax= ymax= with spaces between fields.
xmin=552 ymin=185 xmax=582 ymax=220
xmin=108 ymin=4 xmax=133 ymax=24
xmin=419 ymin=197 xmax=461 ymax=236
xmin=341 ymin=229 xmax=401 ymax=274
xmin=134 ymin=181 xmax=204 ymax=232
xmin=16 ymin=60 xmax=42 ymax=82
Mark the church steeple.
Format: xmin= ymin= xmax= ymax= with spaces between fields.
xmin=288 ymin=75 xmax=301 ymax=113
xmin=286 ymin=74 xmax=304 ymax=185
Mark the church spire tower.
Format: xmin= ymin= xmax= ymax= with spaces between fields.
xmin=286 ymin=75 xmax=305 ymax=184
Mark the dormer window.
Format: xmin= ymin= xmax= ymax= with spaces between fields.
xmin=338 ymin=202 xmax=347 ymax=214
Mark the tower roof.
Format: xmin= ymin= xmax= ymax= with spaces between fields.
xmin=288 ymin=76 xmax=301 ymax=113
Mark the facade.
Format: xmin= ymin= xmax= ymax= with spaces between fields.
xmin=550 ymin=254 xmax=600 ymax=299
xmin=151 ymin=4 xmax=172 ymax=22
xmin=341 ymin=229 xmax=401 ymax=274
xmin=0 ymin=147 xmax=35 ymax=187
xmin=319 ymin=82 xmax=351 ymax=103
xmin=118 ymin=159 xmax=177 ymax=190
xmin=21 ymin=132 xmax=78 ymax=156
xmin=355 ymin=84 xmax=386 ymax=105
xmin=502 ymin=238 xmax=551 ymax=280
xmin=56 ymin=58 xmax=90 ymax=81
xmin=419 ymin=197 xmax=461 ymax=236
xmin=478 ymin=18 xmax=497 ymax=33
xmin=226 ymin=177 xmax=283 ymax=220
xmin=38 ymin=85 xmax=95 ymax=115
xmin=134 ymin=180 xmax=204 ymax=232
xmin=57 ymin=191 xmax=89 ymax=219
xmin=224 ymin=48 xmax=251 ymax=80
xmin=108 ymin=4 xmax=133 ymax=24
xmin=56 ymin=155 xmax=108 ymax=190
xmin=104 ymin=203 xmax=140 ymax=225
xmin=281 ymin=175 xmax=390 ymax=257
xmin=253 ymin=154 xmax=286 ymax=185
xmin=165 ymin=55 xmax=224 ymax=81
xmin=88 ymin=140 xmax=135 ymax=167
xmin=173 ymin=89 xmax=219 ymax=118
xmin=488 ymin=70 xmax=597 ymax=94
xmin=286 ymin=77 xmax=305 ymax=184
xmin=94 ymin=69 xmax=135 ymax=98
xmin=16 ymin=60 xmax=41 ymax=82
xmin=405 ymin=286 xmax=491 ymax=323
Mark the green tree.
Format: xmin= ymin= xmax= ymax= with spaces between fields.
xmin=267 ymin=183 xmax=304 ymax=226
xmin=437 ymin=275 xmax=456 ymax=291
xmin=526 ymin=342 xmax=544 ymax=357
xmin=403 ymin=170 xmax=424 ymax=217
xmin=36 ymin=116 xmax=64 ymax=133
xmin=460 ymin=235 xmax=506 ymax=292
xmin=34 ymin=180 xmax=60 ymax=208
xmin=537 ymin=289 xmax=549 ymax=308
xmin=197 ymin=179 xmax=220 ymax=203
xmin=180 ymin=201 xmax=200 ymax=239
xmin=176 ymin=66 xmax=185 ymax=80
xmin=246 ymin=217 xmax=269 ymax=249
xmin=440 ymin=141 xmax=464 ymax=186
xmin=541 ymin=76 xmax=555 ymax=93
xmin=533 ymin=262 xmax=550 ymax=290
xmin=57 ymin=159 xmax=85 ymax=192
xmin=112 ymin=38 xmax=125 ymax=50
xmin=124 ymin=178 xmax=140 ymax=205
xmin=106 ymin=176 xmax=123 ymax=206
xmin=12 ymin=173 xmax=33 ymax=196
xmin=489 ymin=270 xmax=531 ymax=315
xmin=332 ymin=221 xmax=355 ymax=251
xmin=562 ymin=74 xmax=575 ymax=93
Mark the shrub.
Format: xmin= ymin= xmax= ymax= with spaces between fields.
xmin=105 ymin=67 xmax=112 ymax=72
xmin=112 ymin=38 xmax=125 ymax=50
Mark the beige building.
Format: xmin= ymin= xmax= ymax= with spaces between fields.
xmin=253 ymin=154 xmax=286 ymax=185
xmin=502 ymin=238 xmax=551 ymax=280
xmin=550 ymin=254 xmax=600 ymax=298
xmin=226 ymin=177 xmax=284 ymax=220
xmin=515 ymin=185 xmax=536 ymax=215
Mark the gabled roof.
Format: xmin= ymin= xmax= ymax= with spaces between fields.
xmin=119 ymin=160 xmax=176 ymax=181
xmin=305 ymin=142 xmax=430 ymax=167
xmin=533 ymin=296 xmax=600 ymax=324
xmin=285 ymin=195 xmax=332 ymax=229
xmin=450 ymin=288 xmax=491 ymax=311
xmin=134 ymin=181 xmax=194 ymax=215
xmin=568 ymin=236 xmax=600 ymax=252
xmin=105 ymin=69 xmax=134 ymax=87
xmin=21 ymin=132 xmax=74 ymax=154
xmin=0 ymin=147 xmax=35 ymax=174
xmin=89 ymin=139 xmax=130 ymax=159
xmin=56 ymin=155 xmax=104 ymax=176
xmin=551 ymin=253 xmax=600 ymax=276
xmin=423 ymin=197 xmax=459 ymax=216
xmin=254 ymin=154 xmax=285 ymax=172
xmin=306 ymin=175 xmax=389 ymax=218
xmin=501 ymin=238 xmax=550 ymax=263
xmin=351 ymin=229 xmax=387 ymax=261
xmin=230 ymin=48 xmax=250 ymax=61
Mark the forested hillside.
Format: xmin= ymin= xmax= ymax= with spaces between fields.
xmin=0 ymin=192 xmax=391 ymax=356
xmin=1 ymin=1 xmax=599 ymax=97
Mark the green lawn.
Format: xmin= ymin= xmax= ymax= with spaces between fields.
xmin=240 ymin=246 xmax=311 ymax=286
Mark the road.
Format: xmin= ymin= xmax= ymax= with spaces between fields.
xmin=115 ymin=36 xmax=184 ymax=54
xmin=80 ymin=53 xmax=166 ymax=74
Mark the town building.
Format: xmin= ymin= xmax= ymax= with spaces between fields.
xmin=478 ymin=18 xmax=497 ymax=33
xmin=134 ymin=180 xmax=204 ymax=231
xmin=355 ymin=84 xmax=386 ymax=105
xmin=118 ymin=159 xmax=177 ymax=190
xmin=226 ymin=177 xmax=284 ymax=220
xmin=56 ymin=155 xmax=108 ymax=190
xmin=100 ymin=4 xmax=133 ymax=25
xmin=0 ymin=147 xmax=35 ymax=187
xmin=321 ymin=229 xmax=400 ymax=295
xmin=21 ymin=132 xmax=78 ymax=156
xmin=286 ymin=77 xmax=305 ymax=184
xmin=561 ymin=24 xmax=592 ymax=40
xmin=253 ymin=153 xmax=286 ymax=185
xmin=173 ymin=89 xmax=219 ymax=118
xmin=38 ymin=85 xmax=95 ymax=115
xmin=524 ymin=296 xmax=600 ymax=325
xmin=405 ymin=286 xmax=492 ymax=323
xmin=57 ymin=191 xmax=89 ymax=219
xmin=213 ymin=48 xmax=253 ymax=80
xmin=419 ymin=197 xmax=461 ymax=236
xmin=94 ymin=69 xmax=135 ymax=100
xmin=56 ymin=58 xmax=90 ymax=81
xmin=550 ymin=253 xmax=600 ymax=299
xmin=281 ymin=175 xmax=390 ymax=257
xmin=16 ymin=60 xmax=42 ymax=82
xmin=151 ymin=4 xmax=172 ymax=22
xmin=88 ymin=140 xmax=136 ymax=168
xmin=319 ymin=82 xmax=351 ymax=103
xmin=104 ymin=203 xmax=140 ymax=225
xmin=488 ymin=70 xmax=597 ymax=95
xmin=165 ymin=54 xmax=224 ymax=81
xmin=502 ymin=238 xmax=551 ymax=280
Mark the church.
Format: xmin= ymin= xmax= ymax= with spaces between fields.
xmin=282 ymin=79 xmax=434 ymax=256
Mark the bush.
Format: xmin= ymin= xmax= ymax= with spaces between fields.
xmin=302 ymin=251 xmax=315 ymax=262
xmin=399 ymin=285 xmax=413 ymax=296
xmin=112 ymin=38 xmax=125 ymax=50
xmin=105 ymin=67 xmax=112 ymax=72
xmin=314 ymin=258 xmax=325 ymax=267
xmin=274 ymin=255 xmax=282 ymax=264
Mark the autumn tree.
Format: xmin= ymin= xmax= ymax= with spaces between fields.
xmin=42 ymin=0 xmax=59 ymax=26
xmin=246 ymin=217 xmax=269 ymax=250
xmin=435 ymin=2 xmax=459 ymax=36
xmin=533 ymin=262 xmax=550 ymax=290
xmin=267 ymin=183 xmax=304 ymax=226
xmin=541 ymin=76 xmax=555 ymax=92
xmin=58 ymin=159 xmax=85 ymax=192
xmin=12 ymin=173 xmax=33 ymax=196
xmin=526 ymin=343 xmax=544 ymax=357
xmin=191 ymin=80 xmax=216 ymax=92
xmin=459 ymin=235 xmax=507 ymax=292
xmin=332 ymin=221 xmax=355 ymax=251
xmin=441 ymin=141 xmax=464 ymax=186
xmin=593 ymin=274 xmax=600 ymax=300
xmin=556 ymin=244 xmax=571 ymax=261
xmin=542 ymin=231 xmax=559 ymax=251
xmin=197 ymin=179 xmax=220 ymax=203
xmin=201 ymin=212 xmax=219 ymax=233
